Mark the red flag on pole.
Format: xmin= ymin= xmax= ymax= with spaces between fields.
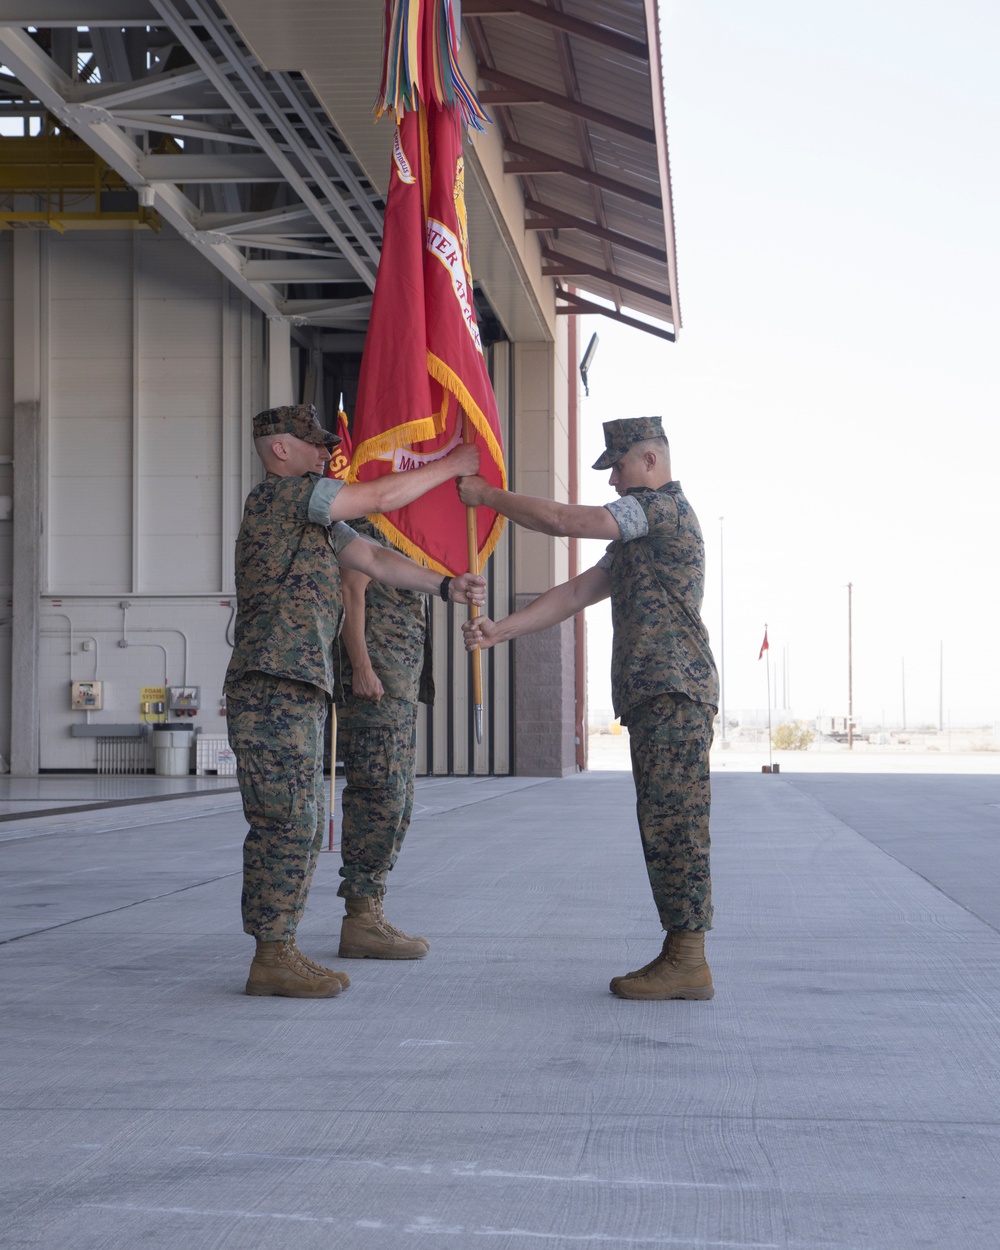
xmin=325 ymin=406 xmax=353 ymax=481
xmin=758 ymin=627 xmax=769 ymax=661
xmin=323 ymin=403 xmax=352 ymax=852
xmin=348 ymin=4 xmax=506 ymax=576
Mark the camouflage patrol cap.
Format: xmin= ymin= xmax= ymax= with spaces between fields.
xmin=252 ymin=403 xmax=340 ymax=447
xmin=592 ymin=416 xmax=667 ymax=470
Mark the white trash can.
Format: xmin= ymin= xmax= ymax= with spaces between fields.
xmin=153 ymin=729 xmax=192 ymax=776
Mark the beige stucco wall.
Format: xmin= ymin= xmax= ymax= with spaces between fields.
xmin=509 ymin=320 xmax=578 ymax=777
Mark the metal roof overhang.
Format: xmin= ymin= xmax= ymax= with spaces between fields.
xmin=0 ymin=0 xmax=680 ymax=343
xmin=465 ymin=0 xmax=681 ymax=341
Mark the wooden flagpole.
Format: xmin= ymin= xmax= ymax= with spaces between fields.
xmin=326 ymin=703 xmax=338 ymax=850
xmin=765 ymin=631 xmax=773 ymax=772
xmin=463 ymin=413 xmax=483 ymax=743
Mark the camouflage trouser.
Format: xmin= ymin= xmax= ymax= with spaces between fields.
xmin=226 ymin=671 xmax=328 ymax=940
xmin=627 ymin=692 xmax=714 ymax=932
xmin=337 ymin=694 xmax=418 ymax=899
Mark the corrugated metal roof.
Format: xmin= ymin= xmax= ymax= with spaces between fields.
xmin=465 ymin=0 xmax=681 ymax=339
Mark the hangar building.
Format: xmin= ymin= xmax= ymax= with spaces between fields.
xmin=0 ymin=0 xmax=680 ymax=779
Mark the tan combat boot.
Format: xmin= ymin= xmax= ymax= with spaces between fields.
xmin=245 ymin=938 xmax=343 ymax=998
xmin=339 ymin=896 xmax=429 ymax=960
xmin=610 ymin=931 xmax=714 ymax=1001
xmin=609 ymin=935 xmax=671 ymax=995
xmin=287 ymin=938 xmax=351 ymax=989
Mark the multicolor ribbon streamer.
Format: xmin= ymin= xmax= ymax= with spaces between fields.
xmin=377 ymin=0 xmax=490 ymax=131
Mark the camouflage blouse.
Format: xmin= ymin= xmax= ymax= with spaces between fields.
xmin=597 ymin=481 xmax=719 ymax=725
xmin=334 ymin=519 xmax=433 ymax=707
xmin=225 ymin=473 xmax=358 ymax=696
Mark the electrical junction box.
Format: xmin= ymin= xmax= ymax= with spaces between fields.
xmin=168 ymin=686 xmax=200 ymax=714
xmin=71 ymin=681 xmax=103 ymax=710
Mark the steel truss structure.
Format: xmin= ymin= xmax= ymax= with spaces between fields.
xmin=0 ymin=2 xmax=384 ymax=335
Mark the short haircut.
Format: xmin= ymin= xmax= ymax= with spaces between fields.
xmin=633 ymin=434 xmax=670 ymax=457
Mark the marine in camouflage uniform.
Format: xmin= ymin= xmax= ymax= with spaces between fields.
xmin=225 ymin=404 xmax=484 ymax=998
xmin=457 ymin=416 xmax=718 ymax=1001
xmin=596 ymin=469 xmax=718 ymax=937
xmin=334 ymin=518 xmax=435 ymax=959
xmin=226 ymin=417 xmax=357 ymax=970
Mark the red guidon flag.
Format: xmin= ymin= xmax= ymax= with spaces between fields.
xmin=758 ymin=628 xmax=770 ymax=660
xmin=348 ymin=100 xmax=506 ymax=575
xmin=325 ymin=406 xmax=353 ymax=481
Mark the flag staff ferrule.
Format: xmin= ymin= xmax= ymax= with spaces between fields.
xmin=463 ymin=412 xmax=484 ymax=744
xmin=322 ymin=701 xmax=339 ymax=852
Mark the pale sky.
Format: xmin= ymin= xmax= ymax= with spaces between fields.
xmin=577 ymin=0 xmax=1000 ymax=730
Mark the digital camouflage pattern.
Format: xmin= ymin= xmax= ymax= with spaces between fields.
xmin=334 ymin=519 xmax=433 ymax=707
xmin=337 ymin=697 xmax=419 ymax=899
xmin=225 ymin=470 xmax=356 ymax=941
xmin=628 ymin=692 xmax=714 ymax=931
xmin=598 ymin=481 xmax=719 ymax=726
xmin=592 ymin=415 xmax=667 ymax=470
xmin=226 ymin=671 xmax=329 ymax=939
xmin=597 ymin=478 xmax=718 ymax=933
xmin=252 ymin=402 xmax=339 ymax=446
xmin=335 ymin=519 xmax=432 ymax=899
xmin=225 ymin=473 xmax=356 ymax=697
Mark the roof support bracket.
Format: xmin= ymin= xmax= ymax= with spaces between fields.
xmin=555 ymin=287 xmax=674 ymax=341
xmin=463 ymin=0 xmax=648 ymax=60
xmin=478 ymin=68 xmax=655 ymax=143
xmin=504 ymin=142 xmax=661 ymax=209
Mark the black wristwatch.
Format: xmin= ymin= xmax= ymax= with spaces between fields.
xmin=439 ymin=576 xmax=453 ymax=602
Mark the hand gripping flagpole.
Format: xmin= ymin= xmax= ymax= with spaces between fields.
xmin=463 ymin=413 xmax=483 ymax=744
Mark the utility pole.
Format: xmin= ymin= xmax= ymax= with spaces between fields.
xmin=939 ymin=640 xmax=944 ymax=732
xmin=847 ymin=582 xmax=854 ymax=749
xmin=719 ymin=516 xmax=726 ymax=742
xmin=901 ymin=657 xmax=906 ymax=731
